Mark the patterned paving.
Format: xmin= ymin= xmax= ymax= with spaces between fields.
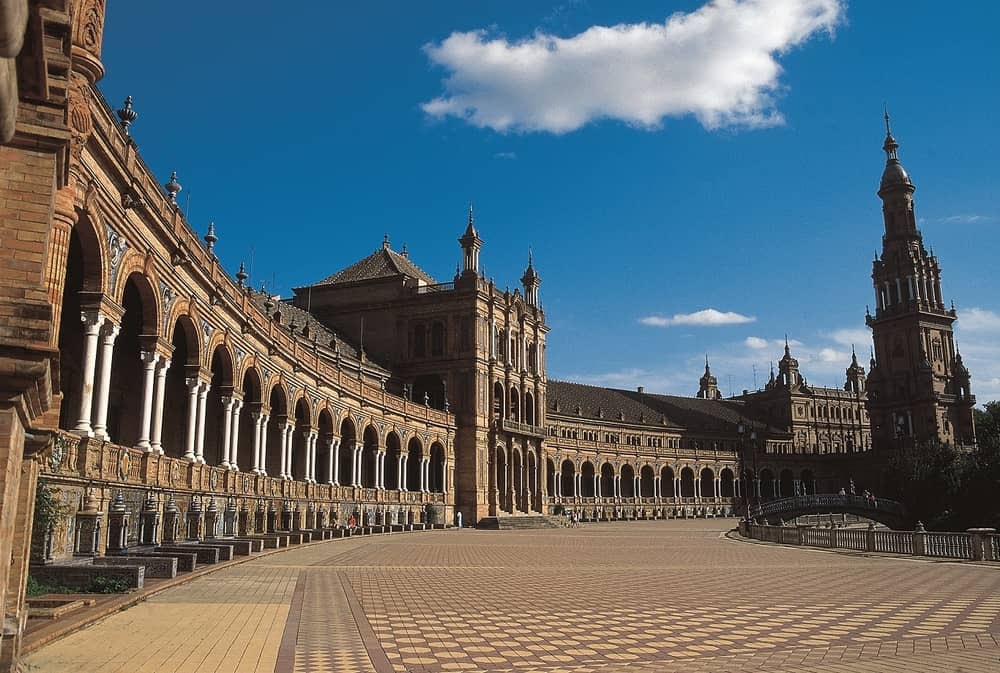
xmin=23 ymin=521 xmax=1000 ymax=673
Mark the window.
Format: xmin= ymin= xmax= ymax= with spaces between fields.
xmin=431 ymin=321 xmax=445 ymax=356
xmin=413 ymin=324 xmax=426 ymax=357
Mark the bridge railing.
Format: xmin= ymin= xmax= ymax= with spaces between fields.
xmin=743 ymin=522 xmax=997 ymax=563
xmin=756 ymin=494 xmax=905 ymax=518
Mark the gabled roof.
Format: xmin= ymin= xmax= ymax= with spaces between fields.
xmin=305 ymin=246 xmax=437 ymax=287
xmin=547 ymin=380 xmax=777 ymax=434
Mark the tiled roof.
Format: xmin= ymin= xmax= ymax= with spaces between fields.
xmin=245 ymin=289 xmax=390 ymax=373
xmin=547 ymin=380 xmax=775 ymax=433
xmin=306 ymin=246 xmax=437 ymax=287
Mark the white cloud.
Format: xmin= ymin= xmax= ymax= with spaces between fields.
xmin=421 ymin=0 xmax=844 ymax=134
xmin=494 ymin=151 xmax=517 ymax=160
xmin=827 ymin=328 xmax=871 ymax=348
xmin=640 ymin=308 xmax=756 ymax=327
xmin=939 ymin=214 xmax=989 ymax=224
xmin=958 ymin=308 xmax=1000 ymax=332
xmin=817 ymin=347 xmax=847 ymax=363
xmin=745 ymin=336 xmax=769 ymax=349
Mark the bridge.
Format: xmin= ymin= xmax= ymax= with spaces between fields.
xmin=752 ymin=494 xmax=909 ymax=529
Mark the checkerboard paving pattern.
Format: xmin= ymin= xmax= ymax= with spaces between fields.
xmin=23 ymin=522 xmax=1000 ymax=673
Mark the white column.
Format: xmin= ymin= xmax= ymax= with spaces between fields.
xmin=353 ymin=442 xmax=363 ymax=487
xmin=194 ymin=381 xmax=210 ymax=464
xmin=399 ymin=454 xmax=408 ymax=491
xmin=219 ymin=396 xmax=235 ymax=468
xmin=614 ymin=475 xmax=620 ymax=498
xmin=91 ymin=320 xmax=121 ymax=441
xmin=74 ymin=312 xmax=105 ymax=435
xmin=183 ymin=377 xmax=200 ymax=461
xmin=574 ymin=473 xmax=580 ymax=497
xmin=279 ymin=424 xmax=291 ymax=479
xmin=308 ymin=431 xmax=318 ymax=482
xmin=674 ymin=478 xmax=680 ymax=498
xmin=634 ymin=476 xmax=640 ymax=499
xmin=135 ymin=350 xmax=160 ymax=450
xmin=330 ymin=438 xmax=340 ymax=485
xmin=149 ymin=358 xmax=170 ymax=455
xmin=695 ymin=476 xmax=701 ymax=499
xmin=228 ymin=398 xmax=243 ymax=470
xmin=421 ymin=458 xmax=429 ymax=492
xmin=593 ymin=474 xmax=599 ymax=498
xmin=654 ymin=476 xmax=660 ymax=499
xmin=251 ymin=413 xmax=263 ymax=473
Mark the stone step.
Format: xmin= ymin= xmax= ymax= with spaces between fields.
xmin=479 ymin=515 xmax=566 ymax=530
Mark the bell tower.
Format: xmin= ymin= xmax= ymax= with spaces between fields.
xmin=865 ymin=113 xmax=976 ymax=449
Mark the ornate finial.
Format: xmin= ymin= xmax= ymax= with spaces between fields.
xmin=236 ymin=261 xmax=248 ymax=286
xmin=401 ymin=243 xmax=408 ymax=257
xmin=468 ymin=200 xmax=474 ymax=224
xmin=262 ymin=284 xmax=274 ymax=313
xmin=883 ymin=103 xmax=891 ymax=136
xmin=117 ymin=96 xmax=137 ymax=135
xmin=882 ymin=107 xmax=899 ymax=160
xmin=705 ymin=354 xmax=710 ymax=370
xmin=165 ymin=171 xmax=181 ymax=203
xmin=382 ymin=233 xmax=390 ymax=250
xmin=204 ymin=222 xmax=217 ymax=254
xmin=528 ymin=247 xmax=534 ymax=268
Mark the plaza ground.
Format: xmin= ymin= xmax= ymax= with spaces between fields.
xmin=23 ymin=520 xmax=1000 ymax=673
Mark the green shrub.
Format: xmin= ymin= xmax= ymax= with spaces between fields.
xmin=88 ymin=576 xmax=131 ymax=594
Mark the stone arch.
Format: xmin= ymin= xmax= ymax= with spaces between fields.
xmin=407 ymin=436 xmax=424 ymax=491
xmin=661 ymin=465 xmax=675 ymax=497
xmin=493 ymin=381 xmax=505 ymax=421
xmin=509 ymin=387 xmax=520 ymax=422
xmin=361 ymin=424 xmax=379 ymax=488
xmin=315 ymin=407 xmax=336 ymax=485
xmin=339 ymin=416 xmax=358 ymax=486
xmin=580 ymin=460 xmax=595 ymax=497
xmin=680 ymin=466 xmax=696 ymax=498
xmin=430 ymin=441 xmax=445 ymax=492
xmin=560 ymin=458 xmax=575 ymax=496
xmin=759 ymin=468 xmax=776 ymax=498
xmin=620 ymin=463 xmax=636 ymax=498
xmin=524 ymin=390 xmax=535 ymax=426
xmin=204 ymin=343 xmax=236 ymax=467
xmin=290 ymin=396 xmax=312 ymax=481
xmin=700 ymin=467 xmax=715 ymax=499
xmin=74 ymin=206 xmax=108 ymax=294
xmin=236 ymin=366 xmax=263 ymax=471
xmin=720 ymin=467 xmax=735 ymax=497
xmin=496 ymin=445 xmax=509 ymax=513
xmin=800 ymin=469 xmax=815 ymax=495
xmin=640 ymin=464 xmax=655 ymax=497
xmin=600 ymin=461 xmax=615 ymax=498
xmin=385 ymin=430 xmax=402 ymax=490
xmin=265 ymin=382 xmax=289 ymax=477
xmin=160 ymin=315 xmax=201 ymax=458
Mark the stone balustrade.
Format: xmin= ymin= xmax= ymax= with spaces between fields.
xmin=743 ymin=522 xmax=997 ymax=562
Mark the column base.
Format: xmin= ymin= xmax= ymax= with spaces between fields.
xmin=135 ymin=440 xmax=152 ymax=451
xmin=73 ymin=424 xmax=94 ymax=437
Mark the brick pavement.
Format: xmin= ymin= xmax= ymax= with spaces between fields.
xmin=22 ymin=521 xmax=1000 ymax=673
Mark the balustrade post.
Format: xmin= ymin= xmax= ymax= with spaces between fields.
xmin=866 ymin=522 xmax=875 ymax=552
xmin=967 ymin=528 xmax=995 ymax=562
xmin=913 ymin=521 xmax=926 ymax=556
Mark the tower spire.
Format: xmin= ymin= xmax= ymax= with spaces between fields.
xmin=458 ymin=201 xmax=483 ymax=281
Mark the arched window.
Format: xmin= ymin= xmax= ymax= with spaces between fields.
xmin=431 ymin=321 xmax=445 ymax=356
xmin=413 ymin=324 xmax=426 ymax=357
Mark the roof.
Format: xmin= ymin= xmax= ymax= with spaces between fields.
xmin=245 ymin=289 xmax=390 ymax=373
xmin=304 ymin=245 xmax=437 ymax=287
xmin=547 ymin=380 xmax=776 ymax=434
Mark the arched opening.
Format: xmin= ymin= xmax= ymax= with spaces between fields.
xmin=265 ymin=384 xmax=289 ymax=476
xmin=161 ymin=317 xmax=200 ymax=458
xmin=496 ymin=448 xmax=508 ymax=512
xmin=560 ymin=459 xmax=575 ymax=497
xmin=236 ymin=367 xmax=262 ymax=471
xmin=430 ymin=442 xmax=445 ymax=492
xmin=492 ymin=382 xmax=504 ymax=421
xmin=339 ymin=418 xmax=357 ymax=486
xmin=779 ymin=469 xmax=794 ymax=498
xmin=413 ymin=373 xmax=445 ymax=410
xmin=58 ymin=224 xmax=103 ymax=432
xmin=512 ymin=450 xmax=524 ymax=511
xmin=700 ymin=467 xmax=715 ymax=499
xmin=524 ymin=391 xmax=535 ymax=426
xmin=430 ymin=321 xmax=445 ymax=356
xmin=680 ymin=467 xmax=696 ymax=498
xmin=600 ymin=462 xmax=614 ymax=498
xmin=760 ymin=469 xmax=775 ymax=499
xmin=291 ymin=397 xmax=311 ymax=481
xmin=407 ymin=437 xmax=423 ymax=491
xmin=385 ymin=431 xmax=401 ymax=490
xmin=509 ymin=388 xmax=520 ymax=422
xmin=105 ymin=274 xmax=155 ymax=445
xmin=526 ymin=451 xmax=537 ymax=507
xmin=720 ymin=468 xmax=735 ymax=497
xmin=581 ymin=461 xmax=595 ymax=497
xmin=361 ymin=425 xmax=379 ymax=488
xmin=203 ymin=345 xmax=234 ymax=467
xmin=640 ymin=465 xmax=655 ymax=497
xmin=620 ymin=464 xmax=636 ymax=498
xmin=800 ymin=469 xmax=815 ymax=495
xmin=316 ymin=408 xmax=334 ymax=484
xmin=661 ymin=466 xmax=675 ymax=499
xmin=545 ymin=457 xmax=555 ymax=496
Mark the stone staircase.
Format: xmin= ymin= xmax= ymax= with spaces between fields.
xmin=478 ymin=515 xmax=566 ymax=530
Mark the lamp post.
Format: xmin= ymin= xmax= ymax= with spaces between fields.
xmin=738 ymin=420 xmax=760 ymax=524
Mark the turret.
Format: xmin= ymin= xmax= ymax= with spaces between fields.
xmin=521 ymin=250 xmax=540 ymax=307
xmin=845 ymin=346 xmax=866 ymax=395
xmin=458 ymin=203 xmax=483 ymax=278
xmin=696 ymin=356 xmax=721 ymax=399
xmin=777 ymin=337 xmax=802 ymax=389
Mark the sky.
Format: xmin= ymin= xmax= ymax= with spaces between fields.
xmin=97 ymin=0 xmax=999 ymax=404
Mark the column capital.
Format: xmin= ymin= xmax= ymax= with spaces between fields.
xmin=81 ymin=310 xmax=105 ymax=332
xmin=185 ymin=376 xmax=200 ymax=392
xmin=140 ymin=350 xmax=160 ymax=366
xmin=221 ymin=395 xmax=234 ymax=408
xmin=100 ymin=319 xmax=121 ymax=340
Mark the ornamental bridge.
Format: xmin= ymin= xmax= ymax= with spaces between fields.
xmin=753 ymin=494 xmax=909 ymax=529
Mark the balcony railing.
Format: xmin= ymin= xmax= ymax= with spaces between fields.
xmin=498 ymin=419 xmax=547 ymax=438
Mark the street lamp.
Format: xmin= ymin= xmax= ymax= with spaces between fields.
xmin=738 ymin=420 xmax=760 ymax=524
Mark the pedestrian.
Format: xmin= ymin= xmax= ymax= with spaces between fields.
xmin=456 ymin=511 xmax=463 ymax=529
xmin=838 ymin=487 xmax=846 ymax=496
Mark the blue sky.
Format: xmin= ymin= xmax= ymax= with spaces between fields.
xmin=98 ymin=1 xmax=999 ymax=403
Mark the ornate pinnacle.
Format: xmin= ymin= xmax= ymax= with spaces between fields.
xmin=204 ymin=222 xmax=217 ymax=254
xmin=165 ymin=171 xmax=181 ymax=203
xmin=236 ymin=261 xmax=248 ymax=286
xmin=117 ymin=96 xmax=137 ymax=135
